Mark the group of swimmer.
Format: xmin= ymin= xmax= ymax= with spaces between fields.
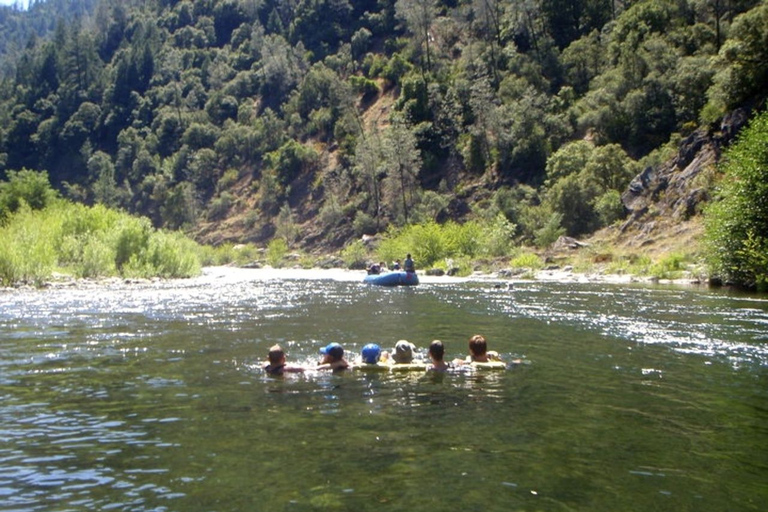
xmin=367 ymin=253 xmax=416 ymax=275
xmin=264 ymin=334 xmax=517 ymax=376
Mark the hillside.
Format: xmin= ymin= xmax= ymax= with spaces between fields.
xmin=1 ymin=0 xmax=767 ymax=262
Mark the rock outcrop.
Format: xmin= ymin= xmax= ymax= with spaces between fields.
xmin=620 ymin=108 xmax=751 ymax=233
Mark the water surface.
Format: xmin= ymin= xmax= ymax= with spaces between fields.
xmin=1 ymin=267 xmax=766 ymax=511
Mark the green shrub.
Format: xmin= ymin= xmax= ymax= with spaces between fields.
xmin=348 ymin=75 xmax=379 ymax=100
xmin=146 ymin=232 xmax=202 ymax=278
xmin=0 ymin=203 xmax=57 ymax=285
xmin=232 ymin=243 xmax=262 ymax=266
xmin=705 ymin=108 xmax=768 ymax=289
xmin=76 ymin=238 xmax=117 ymax=278
xmin=115 ymin=217 xmax=152 ymax=271
xmin=0 ymin=176 xmax=203 ymax=285
xmin=352 ymin=211 xmax=377 ymax=237
xmin=375 ymin=219 xmax=518 ymax=268
xmin=266 ymin=238 xmax=289 ymax=267
xmin=208 ymin=192 xmax=235 ymax=221
xmin=534 ymin=212 xmax=566 ymax=248
xmin=649 ymin=253 xmax=687 ymax=280
xmin=510 ymin=252 xmax=544 ymax=270
xmin=480 ymin=214 xmax=516 ymax=257
xmin=0 ymin=169 xmax=59 ymax=223
xmin=341 ymin=239 xmax=368 ymax=268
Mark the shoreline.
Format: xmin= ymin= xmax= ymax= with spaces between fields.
xmin=2 ymin=264 xmax=709 ymax=292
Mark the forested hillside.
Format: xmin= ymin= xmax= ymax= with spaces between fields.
xmin=0 ymin=0 xmax=766 ymax=253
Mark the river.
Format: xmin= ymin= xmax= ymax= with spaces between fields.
xmin=1 ymin=267 xmax=766 ymax=511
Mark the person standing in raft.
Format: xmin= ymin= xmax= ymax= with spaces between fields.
xmin=404 ymin=253 xmax=415 ymax=273
xmin=264 ymin=344 xmax=307 ymax=375
xmin=427 ymin=340 xmax=451 ymax=372
xmin=316 ymin=342 xmax=350 ymax=371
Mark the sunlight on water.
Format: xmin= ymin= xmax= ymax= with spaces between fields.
xmin=1 ymin=268 xmax=767 ymax=511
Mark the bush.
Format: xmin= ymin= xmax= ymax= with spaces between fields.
xmin=480 ymin=214 xmax=516 ymax=257
xmin=510 ymin=252 xmax=544 ymax=270
xmin=143 ymin=232 xmax=201 ymax=278
xmin=341 ymin=239 xmax=368 ymax=268
xmin=352 ymin=211 xmax=377 ymax=237
xmin=534 ymin=212 xmax=566 ymax=248
xmin=0 ymin=176 xmax=203 ymax=285
xmin=207 ymin=192 xmax=235 ymax=220
xmin=348 ymin=75 xmax=379 ymax=101
xmin=705 ymin=108 xmax=768 ymax=289
xmin=649 ymin=252 xmax=687 ymax=280
xmin=0 ymin=203 xmax=58 ymax=285
xmin=374 ymin=219 xmax=519 ymax=269
xmin=266 ymin=238 xmax=289 ymax=267
xmin=593 ymin=189 xmax=626 ymax=226
xmin=445 ymin=220 xmax=483 ymax=258
xmin=0 ymin=169 xmax=59 ymax=223
xmin=115 ymin=217 xmax=153 ymax=271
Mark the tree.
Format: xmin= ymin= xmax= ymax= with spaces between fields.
xmin=705 ymin=108 xmax=768 ymax=290
xmin=88 ymin=151 xmax=120 ymax=208
xmin=353 ymin=130 xmax=385 ymax=230
xmin=561 ymin=30 xmax=605 ymax=94
xmin=706 ymin=3 xmax=768 ymax=113
xmin=582 ymin=143 xmax=635 ymax=191
xmin=0 ymin=169 xmax=58 ymax=222
xmin=395 ymin=0 xmax=436 ymax=75
xmin=471 ymin=0 xmax=506 ymax=81
xmin=383 ymin=115 xmax=421 ymax=224
xmin=545 ymin=140 xmax=593 ymax=185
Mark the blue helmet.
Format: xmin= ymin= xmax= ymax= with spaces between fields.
xmin=320 ymin=342 xmax=344 ymax=360
xmin=361 ymin=343 xmax=381 ymax=364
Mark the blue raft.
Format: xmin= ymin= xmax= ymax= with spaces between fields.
xmin=363 ymin=271 xmax=419 ymax=286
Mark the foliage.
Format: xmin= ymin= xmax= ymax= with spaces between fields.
xmin=534 ymin=211 xmax=566 ymax=248
xmin=510 ymin=252 xmax=544 ymax=271
xmin=0 ymin=175 xmax=201 ymax=286
xmin=0 ymin=169 xmax=59 ymax=222
xmin=649 ymin=252 xmax=688 ymax=280
xmin=705 ymin=3 xmax=768 ymax=114
xmin=0 ymin=202 xmax=58 ymax=286
xmin=704 ymin=108 xmax=768 ymax=290
xmin=0 ymin=0 xmax=765 ymax=263
xmin=375 ymin=219 xmax=518 ymax=269
xmin=340 ymin=239 xmax=368 ymax=268
xmin=266 ymin=238 xmax=289 ymax=268
xmin=543 ymin=143 xmax=636 ymax=236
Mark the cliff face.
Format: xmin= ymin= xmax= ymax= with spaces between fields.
xmin=614 ymin=108 xmax=752 ymax=252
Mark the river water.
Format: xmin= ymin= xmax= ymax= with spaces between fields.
xmin=1 ymin=267 xmax=766 ymax=512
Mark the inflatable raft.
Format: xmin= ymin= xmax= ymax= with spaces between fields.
xmin=363 ymin=271 xmax=419 ymax=286
xmin=353 ymin=361 xmax=506 ymax=372
xmin=468 ymin=361 xmax=507 ymax=370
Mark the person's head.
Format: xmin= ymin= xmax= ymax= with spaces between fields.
xmin=268 ymin=344 xmax=285 ymax=365
xmin=468 ymin=335 xmax=487 ymax=358
xmin=361 ymin=343 xmax=381 ymax=364
xmin=393 ymin=340 xmax=415 ymax=363
xmin=428 ymin=340 xmax=444 ymax=361
xmin=320 ymin=342 xmax=344 ymax=362
xmin=406 ymin=253 xmax=411 ymax=258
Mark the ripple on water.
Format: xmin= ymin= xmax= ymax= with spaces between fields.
xmin=0 ymin=401 xmax=186 ymax=509
xmin=1 ymin=269 xmax=767 ymax=511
